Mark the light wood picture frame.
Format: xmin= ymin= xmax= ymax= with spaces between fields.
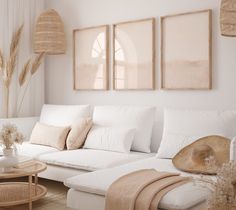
xmin=113 ymin=18 xmax=155 ymax=90
xmin=73 ymin=25 xmax=109 ymax=90
xmin=161 ymin=10 xmax=212 ymax=90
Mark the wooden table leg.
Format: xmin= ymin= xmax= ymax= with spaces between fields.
xmin=28 ymin=175 xmax=32 ymax=210
xmin=35 ymin=174 xmax=38 ymax=195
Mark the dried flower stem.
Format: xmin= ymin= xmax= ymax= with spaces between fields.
xmin=5 ymin=86 xmax=9 ymax=118
xmin=17 ymin=74 xmax=32 ymax=116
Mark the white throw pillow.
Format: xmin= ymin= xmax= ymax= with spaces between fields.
xmin=30 ymin=122 xmax=71 ymax=150
xmin=157 ymin=109 xmax=236 ymax=159
xmin=84 ymin=126 xmax=136 ymax=153
xmin=39 ymin=104 xmax=91 ymax=126
xmin=92 ymin=106 xmax=156 ymax=153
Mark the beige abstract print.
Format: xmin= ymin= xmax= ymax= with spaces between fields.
xmin=161 ymin=10 xmax=211 ymax=89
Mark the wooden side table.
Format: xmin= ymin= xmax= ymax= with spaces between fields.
xmin=0 ymin=160 xmax=47 ymax=210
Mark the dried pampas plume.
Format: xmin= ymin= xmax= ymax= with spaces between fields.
xmin=10 ymin=25 xmax=23 ymax=56
xmin=31 ymin=52 xmax=45 ymax=75
xmin=19 ymin=59 xmax=31 ymax=86
xmin=17 ymin=52 xmax=45 ymax=115
xmin=0 ymin=24 xmax=45 ymax=118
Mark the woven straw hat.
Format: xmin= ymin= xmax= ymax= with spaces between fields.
xmin=172 ymin=135 xmax=230 ymax=175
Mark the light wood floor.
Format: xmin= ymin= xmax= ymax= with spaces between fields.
xmin=0 ymin=178 xmax=72 ymax=210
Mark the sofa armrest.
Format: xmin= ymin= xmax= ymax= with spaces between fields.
xmin=230 ymin=136 xmax=236 ymax=161
xmin=0 ymin=117 xmax=39 ymax=141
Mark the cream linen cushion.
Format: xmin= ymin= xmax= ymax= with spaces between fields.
xmin=66 ymin=118 xmax=93 ymax=150
xmin=30 ymin=122 xmax=71 ymax=150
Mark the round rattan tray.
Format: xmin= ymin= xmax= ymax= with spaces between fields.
xmin=0 ymin=182 xmax=47 ymax=206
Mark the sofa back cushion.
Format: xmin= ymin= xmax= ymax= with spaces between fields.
xmin=157 ymin=109 xmax=236 ymax=159
xmin=39 ymin=104 xmax=91 ymax=126
xmin=92 ymin=106 xmax=156 ymax=153
xmin=30 ymin=122 xmax=71 ymax=150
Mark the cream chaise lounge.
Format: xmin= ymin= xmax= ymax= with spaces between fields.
xmin=64 ymin=109 xmax=236 ymax=210
xmin=0 ymin=104 xmax=156 ymax=182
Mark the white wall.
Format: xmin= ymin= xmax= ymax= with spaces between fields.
xmin=45 ymin=0 xmax=236 ymax=110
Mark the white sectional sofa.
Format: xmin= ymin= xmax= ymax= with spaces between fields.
xmin=1 ymin=106 xmax=236 ymax=210
xmin=0 ymin=104 xmax=156 ymax=182
xmin=64 ymin=109 xmax=236 ymax=210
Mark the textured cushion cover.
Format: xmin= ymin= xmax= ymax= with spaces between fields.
xmin=64 ymin=158 xmax=209 ymax=210
xmin=157 ymin=109 xmax=236 ymax=159
xmin=84 ymin=126 xmax=135 ymax=153
xmin=66 ymin=118 xmax=93 ymax=150
xmin=30 ymin=122 xmax=70 ymax=150
xmin=92 ymin=106 xmax=156 ymax=153
xmin=37 ymin=149 xmax=154 ymax=171
xmin=39 ymin=104 xmax=91 ymax=126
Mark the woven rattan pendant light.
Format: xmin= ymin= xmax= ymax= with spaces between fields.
xmin=220 ymin=0 xmax=236 ymax=37
xmin=34 ymin=9 xmax=66 ymax=54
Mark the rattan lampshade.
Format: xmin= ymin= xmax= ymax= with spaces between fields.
xmin=34 ymin=9 xmax=66 ymax=54
xmin=220 ymin=0 xmax=236 ymax=37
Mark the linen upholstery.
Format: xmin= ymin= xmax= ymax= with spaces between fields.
xmin=30 ymin=122 xmax=70 ymax=150
xmin=66 ymin=118 xmax=92 ymax=150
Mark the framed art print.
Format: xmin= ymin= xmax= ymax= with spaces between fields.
xmin=113 ymin=18 xmax=155 ymax=90
xmin=161 ymin=10 xmax=212 ymax=90
xmin=73 ymin=25 xmax=109 ymax=90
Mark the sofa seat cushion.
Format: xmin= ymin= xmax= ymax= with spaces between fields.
xmin=64 ymin=158 xmax=209 ymax=210
xmin=16 ymin=142 xmax=59 ymax=158
xmin=37 ymin=149 xmax=154 ymax=171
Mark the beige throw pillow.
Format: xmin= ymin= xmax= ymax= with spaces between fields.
xmin=66 ymin=118 xmax=93 ymax=150
xmin=30 ymin=122 xmax=71 ymax=150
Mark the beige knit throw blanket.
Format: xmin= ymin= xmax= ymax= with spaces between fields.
xmin=105 ymin=169 xmax=190 ymax=210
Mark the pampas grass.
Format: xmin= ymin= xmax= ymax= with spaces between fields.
xmin=31 ymin=52 xmax=45 ymax=75
xmin=19 ymin=59 xmax=31 ymax=86
xmin=0 ymin=25 xmax=23 ymax=117
xmin=0 ymin=25 xmax=45 ymax=117
xmin=17 ymin=52 xmax=45 ymax=115
xmin=10 ymin=25 xmax=23 ymax=56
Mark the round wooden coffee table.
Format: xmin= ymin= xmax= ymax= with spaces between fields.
xmin=0 ymin=160 xmax=47 ymax=210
